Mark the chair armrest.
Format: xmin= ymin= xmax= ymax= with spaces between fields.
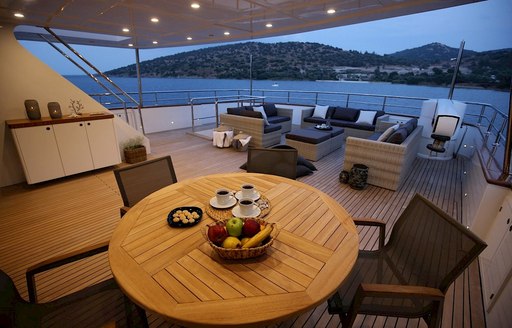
xmin=26 ymin=240 xmax=110 ymax=303
xmin=120 ymin=205 xmax=130 ymax=217
xmin=353 ymin=218 xmax=386 ymax=249
xmin=359 ymin=283 xmax=445 ymax=300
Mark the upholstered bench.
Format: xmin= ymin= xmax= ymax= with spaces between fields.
xmin=285 ymin=127 xmax=345 ymax=161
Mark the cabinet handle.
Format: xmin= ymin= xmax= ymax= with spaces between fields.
xmin=87 ymin=122 xmax=91 ymax=126
xmin=46 ymin=127 xmax=51 ymax=131
xmin=79 ymin=123 xmax=83 ymax=126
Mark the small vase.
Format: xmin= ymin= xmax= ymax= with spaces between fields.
xmin=24 ymin=99 xmax=41 ymax=120
xmin=339 ymin=170 xmax=350 ymax=184
xmin=348 ymin=164 xmax=369 ymax=190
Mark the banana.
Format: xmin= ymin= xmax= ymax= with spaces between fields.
xmin=242 ymin=224 xmax=273 ymax=248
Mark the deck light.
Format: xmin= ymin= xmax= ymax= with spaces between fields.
xmin=224 ymin=31 xmax=230 ymax=36
xmin=265 ymin=23 xmax=273 ymax=28
xmin=327 ymin=9 xmax=336 ymax=14
xmin=14 ymin=12 xmax=24 ymax=18
xmin=128 ymin=43 xmax=134 ymax=47
xmin=122 ymin=28 xmax=130 ymax=32
xmin=151 ymin=17 xmax=159 ymax=23
xmin=152 ymin=41 xmax=158 ymax=44
xmin=187 ymin=36 xmax=192 ymax=40
xmin=191 ymin=3 xmax=200 ymax=9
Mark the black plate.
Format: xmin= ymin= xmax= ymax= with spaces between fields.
xmin=167 ymin=206 xmax=203 ymax=228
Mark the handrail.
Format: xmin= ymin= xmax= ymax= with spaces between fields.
xmin=89 ymin=87 xmax=510 ymax=181
xmin=189 ymin=95 xmax=265 ymax=132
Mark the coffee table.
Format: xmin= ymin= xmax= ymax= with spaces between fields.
xmin=109 ymin=172 xmax=358 ymax=327
xmin=285 ymin=126 xmax=345 ymax=161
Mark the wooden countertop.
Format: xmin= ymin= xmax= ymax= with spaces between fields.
xmin=109 ymin=172 xmax=358 ymax=327
xmin=6 ymin=112 xmax=114 ymax=129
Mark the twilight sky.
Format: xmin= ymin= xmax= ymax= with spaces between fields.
xmin=21 ymin=0 xmax=512 ymax=75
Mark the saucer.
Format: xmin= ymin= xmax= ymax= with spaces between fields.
xmin=232 ymin=205 xmax=261 ymax=218
xmin=209 ymin=196 xmax=237 ymax=209
xmin=235 ymin=190 xmax=261 ymax=201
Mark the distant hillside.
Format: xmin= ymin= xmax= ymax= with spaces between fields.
xmin=106 ymin=41 xmax=512 ymax=89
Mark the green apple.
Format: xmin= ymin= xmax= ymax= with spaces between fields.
xmin=226 ymin=217 xmax=243 ymax=237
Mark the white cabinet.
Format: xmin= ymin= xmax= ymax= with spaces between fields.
xmin=8 ymin=114 xmax=121 ymax=184
xmin=12 ymin=125 xmax=65 ymax=183
xmin=53 ymin=122 xmax=94 ymax=175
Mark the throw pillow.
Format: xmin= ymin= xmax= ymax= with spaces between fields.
xmin=331 ymin=107 xmax=359 ymax=121
xmin=377 ymin=124 xmax=399 ymax=141
xmin=296 ymin=164 xmax=313 ymax=178
xmin=356 ymin=110 xmax=377 ymax=125
xmin=227 ymin=107 xmax=243 ymax=115
xmin=263 ymin=103 xmax=278 ymax=117
xmin=297 ymin=156 xmax=317 ymax=171
xmin=253 ymin=106 xmax=270 ymax=126
xmin=312 ymin=105 xmax=329 ymax=119
xmin=386 ymin=127 xmax=408 ymax=144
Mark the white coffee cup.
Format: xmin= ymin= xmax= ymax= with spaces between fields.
xmin=216 ymin=188 xmax=231 ymax=205
xmin=241 ymin=184 xmax=256 ymax=198
xmin=239 ymin=198 xmax=255 ymax=216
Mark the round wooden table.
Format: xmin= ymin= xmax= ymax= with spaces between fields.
xmin=109 ymin=173 xmax=358 ymax=327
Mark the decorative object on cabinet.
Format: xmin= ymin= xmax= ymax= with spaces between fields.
xmin=24 ymin=99 xmax=41 ymax=120
xmin=69 ymin=99 xmax=84 ymax=117
xmin=48 ymin=102 xmax=62 ymax=119
xmin=123 ymin=136 xmax=147 ymax=164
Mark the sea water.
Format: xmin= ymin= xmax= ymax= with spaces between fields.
xmin=65 ymin=75 xmax=510 ymax=115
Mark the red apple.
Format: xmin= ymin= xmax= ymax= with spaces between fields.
xmin=242 ymin=219 xmax=261 ymax=237
xmin=208 ymin=224 xmax=228 ymax=246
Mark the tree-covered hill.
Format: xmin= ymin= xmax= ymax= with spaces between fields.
xmin=106 ymin=41 xmax=511 ymax=89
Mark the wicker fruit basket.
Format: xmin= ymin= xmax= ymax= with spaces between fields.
xmin=203 ymin=218 xmax=278 ymax=260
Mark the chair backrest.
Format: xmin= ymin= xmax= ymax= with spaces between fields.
xmin=246 ymin=147 xmax=298 ymax=179
xmin=114 ymin=156 xmax=177 ymax=208
xmin=386 ymin=193 xmax=486 ymax=292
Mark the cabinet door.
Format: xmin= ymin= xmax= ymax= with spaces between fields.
xmin=84 ymin=119 xmax=121 ymax=168
xmin=53 ymin=122 xmax=94 ymax=175
xmin=12 ymin=126 xmax=65 ymax=184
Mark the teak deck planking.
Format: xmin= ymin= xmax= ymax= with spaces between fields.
xmin=0 ymin=128 xmax=484 ymax=328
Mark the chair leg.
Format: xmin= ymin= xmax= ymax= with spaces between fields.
xmin=124 ymin=295 xmax=149 ymax=328
xmin=424 ymin=300 xmax=443 ymax=328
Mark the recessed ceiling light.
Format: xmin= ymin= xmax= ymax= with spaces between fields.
xmin=191 ymin=3 xmax=200 ymax=9
xmin=265 ymin=23 xmax=273 ymax=28
xmin=224 ymin=31 xmax=230 ymax=36
xmin=187 ymin=36 xmax=192 ymax=41
xmin=151 ymin=17 xmax=159 ymax=23
xmin=122 ymin=28 xmax=130 ymax=32
xmin=14 ymin=13 xmax=24 ymax=18
xmin=152 ymin=41 xmax=158 ymax=44
xmin=327 ymin=9 xmax=336 ymax=14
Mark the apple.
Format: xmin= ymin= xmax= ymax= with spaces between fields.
xmin=207 ymin=224 xmax=228 ymax=246
xmin=242 ymin=219 xmax=261 ymax=237
xmin=226 ymin=217 xmax=244 ymax=237
xmin=222 ymin=236 xmax=241 ymax=249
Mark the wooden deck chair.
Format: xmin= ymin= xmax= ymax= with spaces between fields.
xmin=1 ymin=242 xmax=148 ymax=327
xmin=114 ymin=156 xmax=177 ymax=217
xmin=246 ymin=147 xmax=298 ymax=179
xmin=327 ymin=193 xmax=486 ymax=328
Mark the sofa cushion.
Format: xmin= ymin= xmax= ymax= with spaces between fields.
xmin=312 ymin=105 xmax=330 ymax=119
xmin=253 ymin=106 xmax=269 ymax=126
xmin=356 ymin=110 xmax=377 ymax=125
xmin=227 ymin=107 xmax=244 ymax=115
xmin=240 ymin=110 xmax=262 ymax=119
xmin=386 ymin=127 xmax=409 ymax=144
xmin=400 ymin=118 xmax=418 ymax=135
xmin=331 ymin=107 xmax=359 ymax=121
xmin=304 ymin=116 xmax=328 ymax=125
xmin=377 ymin=124 xmax=399 ymax=141
xmin=267 ymin=116 xmax=290 ymax=124
xmin=286 ymin=129 xmax=330 ymax=144
xmin=373 ymin=110 xmax=386 ymax=125
xmin=264 ymin=124 xmax=281 ymax=134
xmin=330 ymin=120 xmax=375 ymax=131
xmin=263 ymin=103 xmax=278 ymax=117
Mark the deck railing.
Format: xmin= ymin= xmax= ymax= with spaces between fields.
xmin=90 ymin=88 xmax=510 ymax=180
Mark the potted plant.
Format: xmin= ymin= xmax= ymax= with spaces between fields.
xmin=122 ymin=136 xmax=147 ymax=164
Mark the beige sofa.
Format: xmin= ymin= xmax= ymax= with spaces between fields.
xmin=343 ymin=124 xmax=422 ymax=191
xmin=219 ymin=113 xmax=281 ymax=148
